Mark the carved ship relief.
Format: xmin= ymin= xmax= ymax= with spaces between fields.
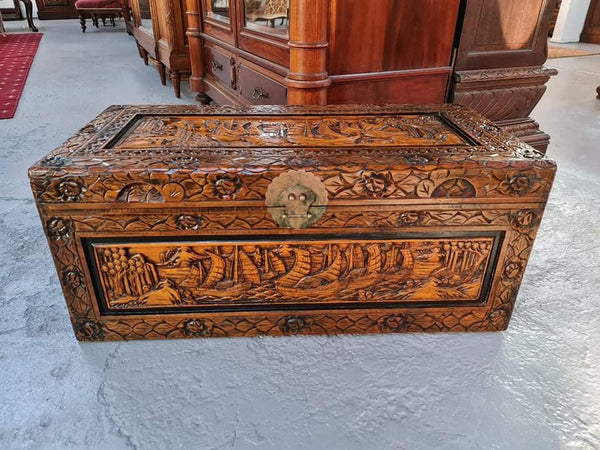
xmin=93 ymin=237 xmax=495 ymax=311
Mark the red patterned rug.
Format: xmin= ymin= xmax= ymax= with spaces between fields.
xmin=0 ymin=33 xmax=43 ymax=119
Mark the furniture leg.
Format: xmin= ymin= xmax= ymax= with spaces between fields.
xmin=170 ymin=70 xmax=181 ymax=98
xmin=137 ymin=43 xmax=149 ymax=65
xmin=101 ymin=16 xmax=106 ymax=26
xmin=157 ymin=62 xmax=167 ymax=86
xmin=0 ymin=11 xmax=5 ymax=36
xmin=110 ymin=16 xmax=115 ymax=27
xmin=196 ymin=92 xmax=211 ymax=105
xmin=20 ymin=0 xmax=38 ymax=32
xmin=79 ymin=15 xmax=86 ymax=32
xmin=92 ymin=14 xmax=99 ymax=28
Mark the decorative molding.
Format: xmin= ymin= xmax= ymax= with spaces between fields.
xmin=68 ymin=207 xmax=533 ymax=234
xmin=453 ymin=66 xmax=558 ymax=83
xmin=450 ymin=67 xmax=558 ymax=153
xmin=453 ymin=85 xmax=548 ymax=121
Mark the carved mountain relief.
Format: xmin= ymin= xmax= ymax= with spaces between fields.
xmin=91 ymin=237 xmax=495 ymax=311
xmin=111 ymin=114 xmax=467 ymax=149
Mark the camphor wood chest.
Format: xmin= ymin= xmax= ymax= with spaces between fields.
xmin=29 ymin=105 xmax=556 ymax=341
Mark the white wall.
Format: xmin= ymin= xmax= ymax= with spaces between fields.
xmin=551 ymin=0 xmax=591 ymax=43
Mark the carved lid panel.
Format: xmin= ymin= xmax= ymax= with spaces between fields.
xmin=29 ymin=104 xmax=556 ymax=205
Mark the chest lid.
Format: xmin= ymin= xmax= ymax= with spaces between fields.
xmin=29 ymin=104 xmax=556 ymax=206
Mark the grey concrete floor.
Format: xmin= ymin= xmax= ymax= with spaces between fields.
xmin=1 ymin=20 xmax=599 ymax=450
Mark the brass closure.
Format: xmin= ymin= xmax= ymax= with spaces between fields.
xmin=265 ymin=170 xmax=328 ymax=229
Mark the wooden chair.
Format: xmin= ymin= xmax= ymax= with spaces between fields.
xmin=0 ymin=0 xmax=38 ymax=33
xmin=245 ymin=0 xmax=288 ymax=28
xmin=74 ymin=0 xmax=124 ymax=32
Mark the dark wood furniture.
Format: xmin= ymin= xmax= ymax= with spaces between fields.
xmin=29 ymin=104 xmax=556 ymax=341
xmin=549 ymin=0 xmax=562 ymax=36
xmin=35 ymin=0 xmax=79 ymax=20
xmin=187 ymin=0 xmax=461 ymax=106
xmin=450 ymin=0 xmax=559 ymax=152
xmin=186 ymin=0 xmax=558 ymax=153
xmin=1 ymin=0 xmax=38 ymax=31
xmin=75 ymin=0 xmax=124 ymax=32
xmin=581 ymin=0 xmax=600 ymax=44
xmin=129 ymin=0 xmax=191 ymax=97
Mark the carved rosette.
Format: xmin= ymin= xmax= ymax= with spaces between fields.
xmin=179 ymin=319 xmax=213 ymax=337
xmin=208 ymin=173 xmax=243 ymax=199
xmin=176 ymin=214 xmax=203 ymax=230
xmin=44 ymin=177 xmax=85 ymax=201
xmin=361 ymin=171 xmax=395 ymax=198
xmin=279 ymin=316 xmax=313 ymax=335
xmin=75 ymin=319 xmax=105 ymax=341
xmin=379 ymin=314 xmax=410 ymax=332
xmin=509 ymin=210 xmax=540 ymax=232
xmin=498 ymin=171 xmax=540 ymax=196
xmin=46 ymin=217 xmax=73 ymax=240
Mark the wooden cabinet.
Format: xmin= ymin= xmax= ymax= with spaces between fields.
xmin=581 ymin=0 xmax=600 ymax=44
xmin=450 ymin=0 xmax=558 ymax=151
xmin=187 ymin=0 xmax=558 ymax=152
xmin=187 ymin=0 xmax=460 ymax=106
xmin=35 ymin=0 xmax=78 ymax=20
xmin=129 ymin=0 xmax=191 ymax=97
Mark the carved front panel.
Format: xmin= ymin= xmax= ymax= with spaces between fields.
xmin=87 ymin=235 xmax=500 ymax=313
xmin=108 ymin=114 xmax=468 ymax=149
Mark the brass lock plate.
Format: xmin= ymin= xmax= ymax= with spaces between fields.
xmin=265 ymin=171 xmax=328 ymax=229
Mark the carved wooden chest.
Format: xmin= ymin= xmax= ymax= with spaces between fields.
xmin=29 ymin=105 xmax=556 ymax=341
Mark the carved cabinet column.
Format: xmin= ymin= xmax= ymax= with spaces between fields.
xmin=285 ymin=0 xmax=331 ymax=105
xmin=450 ymin=0 xmax=559 ymax=153
xmin=185 ymin=0 xmax=206 ymax=97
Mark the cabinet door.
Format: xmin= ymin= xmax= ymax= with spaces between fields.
xmin=131 ymin=0 xmax=157 ymax=58
xmin=581 ymin=0 xmax=600 ymax=44
xmin=235 ymin=0 xmax=290 ymax=67
xmin=202 ymin=0 xmax=236 ymax=45
xmin=455 ymin=0 xmax=556 ymax=70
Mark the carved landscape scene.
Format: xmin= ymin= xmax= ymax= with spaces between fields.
xmin=91 ymin=237 xmax=495 ymax=311
xmin=110 ymin=114 xmax=468 ymax=149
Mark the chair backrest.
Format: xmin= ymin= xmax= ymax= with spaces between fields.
xmin=263 ymin=0 xmax=287 ymax=16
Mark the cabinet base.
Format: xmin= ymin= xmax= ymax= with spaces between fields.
xmin=196 ymin=92 xmax=212 ymax=105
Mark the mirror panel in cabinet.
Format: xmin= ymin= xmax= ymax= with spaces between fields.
xmin=138 ymin=0 xmax=153 ymax=31
xmin=208 ymin=0 xmax=231 ymax=23
xmin=243 ymin=0 xmax=289 ymax=38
